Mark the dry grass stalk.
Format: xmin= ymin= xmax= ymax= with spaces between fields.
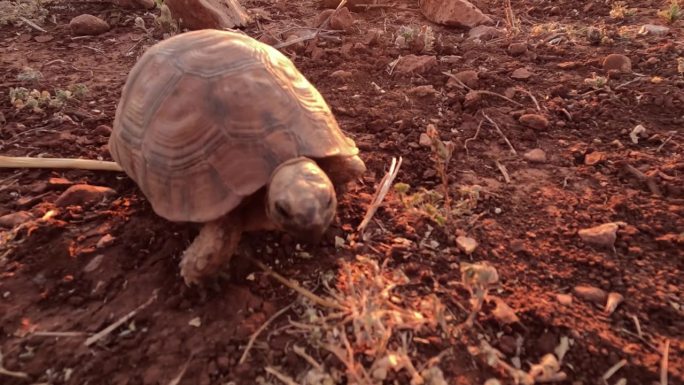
xmin=0 ymin=348 xmax=29 ymax=379
xmin=660 ymin=339 xmax=670 ymax=385
xmin=239 ymin=304 xmax=294 ymax=364
xmin=482 ymin=112 xmax=517 ymax=155
xmin=357 ymin=156 xmax=403 ymax=233
xmin=84 ymin=291 xmax=158 ymax=346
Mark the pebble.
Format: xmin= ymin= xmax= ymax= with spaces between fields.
xmin=419 ymin=133 xmax=432 ymax=147
xmin=584 ymin=151 xmax=604 ymax=166
xmin=83 ymin=254 xmax=105 ymax=273
xmin=519 ymin=114 xmax=549 ymax=130
xmin=638 ymin=24 xmax=670 ymax=36
xmin=407 ymin=85 xmax=438 ymax=97
xmin=112 ymin=0 xmax=155 ymax=8
xmin=578 ymin=222 xmax=621 ymax=247
xmin=573 ymin=285 xmax=608 ymax=305
xmin=330 ymin=70 xmax=353 ymax=79
xmin=332 ymin=7 xmax=354 ymax=31
xmin=602 ymin=54 xmax=632 ymax=73
xmin=55 ymin=184 xmax=117 ymax=207
xmin=448 ymin=70 xmax=479 ymax=89
xmin=556 ymin=294 xmax=573 ymax=306
xmin=508 ymin=42 xmax=528 ymax=56
xmin=0 ymin=211 xmax=33 ymax=227
xmin=69 ymin=14 xmax=110 ymax=36
xmin=393 ymin=55 xmax=438 ymax=74
xmin=468 ymin=25 xmax=502 ymax=41
xmin=523 ymin=148 xmax=547 ymax=163
xmin=456 ymin=236 xmax=478 ymax=254
xmin=511 ymin=67 xmax=533 ymax=79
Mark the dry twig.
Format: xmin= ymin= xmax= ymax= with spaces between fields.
xmin=167 ymin=355 xmax=193 ymax=385
xmin=464 ymin=119 xmax=484 ymax=157
xmin=0 ymin=349 xmax=29 ymax=379
xmin=482 ymin=112 xmax=518 ymax=155
xmin=265 ymin=366 xmax=301 ymax=385
xmin=357 ymin=156 xmax=402 ymax=233
xmin=495 ymin=160 xmax=511 ymax=183
xmin=239 ymin=304 xmax=294 ymax=364
xmin=661 ymin=339 xmax=670 ymax=385
xmin=84 ymin=291 xmax=158 ymax=346
xmin=19 ymin=16 xmax=47 ymax=33
xmin=602 ymin=359 xmax=627 ymax=382
xmin=0 ymin=155 xmax=123 ymax=172
xmin=442 ymin=72 xmax=524 ymax=107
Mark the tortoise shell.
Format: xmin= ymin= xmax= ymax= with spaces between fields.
xmin=109 ymin=29 xmax=359 ymax=223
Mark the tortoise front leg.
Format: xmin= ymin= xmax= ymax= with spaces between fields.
xmin=179 ymin=215 xmax=242 ymax=286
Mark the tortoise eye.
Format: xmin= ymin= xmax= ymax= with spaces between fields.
xmin=275 ymin=201 xmax=291 ymax=219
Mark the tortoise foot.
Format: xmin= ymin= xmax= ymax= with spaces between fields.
xmin=179 ymin=218 xmax=241 ymax=286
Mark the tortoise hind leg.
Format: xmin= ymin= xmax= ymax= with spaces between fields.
xmin=179 ymin=214 xmax=242 ymax=286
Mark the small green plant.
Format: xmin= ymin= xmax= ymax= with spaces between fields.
xmin=658 ymin=0 xmax=682 ymax=23
xmin=16 ymin=67 xmax=43 ymax=82
xmin=8 ymin=83 xmax=88 ymax=112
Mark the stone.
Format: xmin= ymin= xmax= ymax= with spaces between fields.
xmin=330 ymin=7 xmax=354 ymax=31
xmin=578 ymin=222 xmax=621 ymax=247
xmin=55 ymin=184 xmax=116 ymax=207
xmin=419 ymin=133 xmax=432 ymax=147
xmin=393 ymin=55 xmax=438 ymax=74
xmin=0 ymin=211 xmax=33 ymax=228
xmin=164 ymin=0 xmax=251 ymax=30
xmin=556 ymin=294 xmax=573 ymax=306
xmin=638 ymin=24 xmax=670 ymax=36
xmin=573 ymin=285 xmax=608 ymax=305
xmin=468 ymin=25 xmax=502 ymax=41
xmin=69 ymin=14 xmax=110 ymax=36
xmin=448 ymin=70 xmax=479 ymax=89
xmin=112 ymin=0 xmax=155 ymax=9
xmin=519 ymin=114 xmax=549 ymax=130
xmin=456 ymin=236 xmax=478 ymax=254
xmin=523 ymin=148 xmax=547 ymax=163
xmin=602 ymin=54 xmax=631 ymax=73
xmin=419 ymin=0 xmax=493 ymax=28
xmin=511 ymin=67 xmax=533 ymax=79
xmin=407 ymin=85 xmax=438 ymax=97
xmin=330 ymin=70 xmax=353 ymax=79
xmin=508 ymin=42 xmax=527 ymax=56
xmin=584 ymin=151 xmax=604 ymax=166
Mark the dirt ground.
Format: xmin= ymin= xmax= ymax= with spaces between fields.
xmin=0 ymin=0 xmax=683 ymax=384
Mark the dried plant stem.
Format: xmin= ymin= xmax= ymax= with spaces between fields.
xmin=516 ymin=87 xmax=541 ymax=111
xmin=29 ymin=331 xmax=90 ymax=338
xmin=464 ymin=119 xmax=484 ymax=157
xmin=167 ymin=356 xmax=193 ymax=385
xmin=239 ymin=304 xmax=294 ymax=364
xmin=661 ymin=339 xmax=670 ymax=385
xmin=602 ymin=359 xmax=627 ymax=381
xmin=357 ymin=156 xmax=402 ymax=233
xmin=19 ymin=16 xmax=48 ymax=33
xmin=0 ymin=349 xmax=29 ymax=379
xmin=0 ymin=155 xmax=124 ymax=172
xmin=631 ymin=315 xmax=643 ymax=338
xmin=495 ymin=160 xmax=511 ymax=183
xmin=482 ymin=112 xmax=517 ymax=155
xmin=265 ymin=366 xmax=301 ymax=385
xmin=84 ymin=291 xmax=158 ymax=346
xmin=442 ymin=72 xmax=524 ymax=107
xmin=293 ymin=345 xmax=324 ymax=371
xmin=275 ymin=0 xmax=347 ymax=49
xmin=248 ymin=257 xmax=344 ymax=310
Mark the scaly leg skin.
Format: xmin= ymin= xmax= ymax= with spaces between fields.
xmin=179 ymin=216 xmax=242 ymax=286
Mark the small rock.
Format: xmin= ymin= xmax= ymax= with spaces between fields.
xmin=511 ymin=67 xmax=533 ymax=80
xmin=508 ymin=42 xmax=527 ymax=56
xmin=330 ymin=7 xmax=354 ymax=31
xmin=584 ymin=151 xmax=604 ymax=166
xmin=419 ymin=0 xmax=493 ymax=28
xmin=573 ymin=285 xmax=608 ymax=305
xmin=34 ymin=35 xmax=54 ymax=43
xmin=112 ymin=0 xmax=155 ymax=8
xmin=258 ymin=31 xmax=279 ymax=46
xmin=419 ymin=133 xmax=432 ymax=147
xmin=0 ymin=211 xmax=33 ymax=228
xmin=407 ymin=85 xmax=438 ymax=97
xmin=393 ymin=55 xmax=438 ymax=74
xmin=578 ymin=222 xmax=620 ymax=247
xmin=456 ymin=236 xmax=478 ymax=254
xmin=330 ymin=70 xmax=353 ymax=79
xmin=557 ymin=61 xmax=581 ymax=70
xmin=96 ymin=234 xmax=116 ymax=249
xmin=519 ymin=114 xmax=549 ymax=130
xmin=468 ymin=25 xmax=502 ymax=41
xmin=448 ymin=70 xmax=479 ymax=89
xmin=586 ymin=26 xmax=602 ymax=44
xmin=83 ymin=254 xmax=105 ymax=273
xmin=523 ymin=148 xmax=547 ymax=163
xmin=638 ymin=24 xmax=670 ymax=36
xmin=55 ymin=184 xmax=116 ymax=207
xmin=602 ymin=54 xmax=631 ymax=73
xmin=93 ymin=125 xmax=112 ymax=136
xmin=69 ymin=14 xmax=110 ymax=36
xmin=164 ymin=0 xmax=251 ymax=30
xmin=629 ymin=124 xmax=646 ymax=144
xmin=556 ymin=294 xmax=573 ymax=306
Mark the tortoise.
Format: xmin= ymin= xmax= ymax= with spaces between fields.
xmin=108 ymin=29 xmax=366 ymax=285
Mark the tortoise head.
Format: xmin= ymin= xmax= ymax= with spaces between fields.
xmin=267 ymin=157 xmax=337 ymax=243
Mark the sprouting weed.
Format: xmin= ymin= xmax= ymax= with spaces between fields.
xmin=394 ymin=25 xmax=435 ymax=52
xmin=609 ymin=2 xmax=634 ymax=19
xmin=0 ymin=0 xmax=49 ymax=26
xmin=658 ymin=0 xmax=682 ymax=23
xmin=16 ymin=67 xmax=44 ymax=82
